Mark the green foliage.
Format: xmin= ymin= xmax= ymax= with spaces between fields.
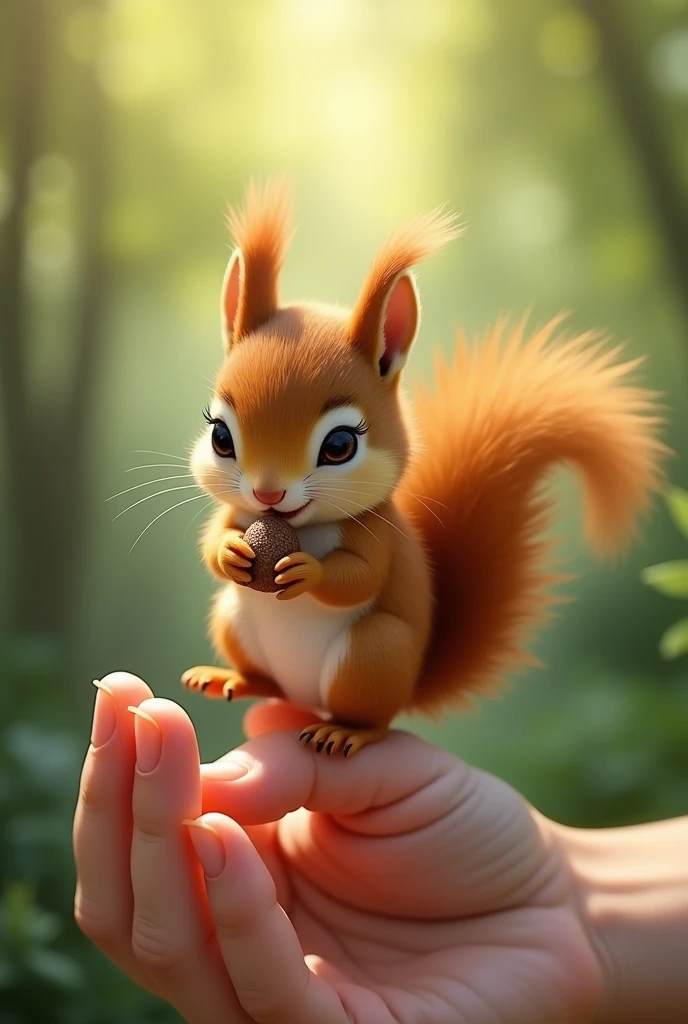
xmin=641 ymin=560 xmax=688 ymax=598
xmin=0 ymin=689 xmax=177 ymax=1023
xmin=659 ymin=617 xmax=688 ymax=659
xmin=665 ymin=487 xmax=688 ymax=539
xmin=0 ymin=880 xmax=84 ymax=992
xmin=517 ymin=668 xmax=688 ymax=827
xmin=642 ymin=488 xmax=688 ymax=659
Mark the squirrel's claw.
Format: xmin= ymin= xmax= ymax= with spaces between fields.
xmin=298 ymin=723 xmax=388 ymax=757
xmin=181 ymin=666 xmax=248 ymax=700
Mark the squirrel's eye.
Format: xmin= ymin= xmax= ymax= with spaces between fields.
xmin=318 ymin=428 xmax=357 ymax=466
xmin=211 ymin=421 xmax=235 ymax=458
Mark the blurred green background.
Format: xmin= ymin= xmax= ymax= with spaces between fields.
xmin=1 ymin=0 xmax=687 ymax=1020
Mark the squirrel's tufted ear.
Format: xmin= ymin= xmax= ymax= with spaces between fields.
xmin=222 ymin=177 xmax=293 ymax=351
xmin=349 ymin=208 xmax=461 ymax=380
xmin=373 ymin=270 xmax=420 ymax=380
xmin=221 ymin=248 xmax=243 ymax=351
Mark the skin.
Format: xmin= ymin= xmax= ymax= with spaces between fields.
xmin=74 ymin=673 xmax=688 ymax=1024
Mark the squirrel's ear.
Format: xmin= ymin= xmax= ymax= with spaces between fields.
xmin=350 ymin=207 xmax=459 ymax=379
xmin=377 ymin=270 xmax=420 ymax=378
xmin=221 ymin=248 xmax=243 ymax=352
xmin=222 ymin=178 xmax=293 ymax=350
xmin=350 ymin=269 xmax=420 ymax=380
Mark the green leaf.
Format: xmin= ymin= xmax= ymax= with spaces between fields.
xmin=641 ymin=561 xmax=688 ymax=598
xmin=665 ymin=486 xmax=688 ymax=541
xmin=659 ymin=618 xmax=688 ymax=660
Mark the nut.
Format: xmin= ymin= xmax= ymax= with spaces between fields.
xmin=243 ymin=515 xmax=300 ymax=593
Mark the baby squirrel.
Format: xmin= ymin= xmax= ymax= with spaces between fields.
xmin=182 ymin=179 xmax=665 ymax=756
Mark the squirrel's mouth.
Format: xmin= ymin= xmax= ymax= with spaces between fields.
xmin=276 ymin=500 xmax=312 ymax=521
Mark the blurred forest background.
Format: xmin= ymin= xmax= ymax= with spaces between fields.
xmin=1 ymin=0 xmax=687 ymax=1020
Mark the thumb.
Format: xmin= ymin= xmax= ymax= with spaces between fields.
xmin=242 ymin=699 xmax=326 ymax=740
xmin=199 ymin=727 xmax=461 ymax=828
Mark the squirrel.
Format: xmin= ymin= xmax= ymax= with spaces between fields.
xmin=181 ymin=179 xmax=666 ymax=757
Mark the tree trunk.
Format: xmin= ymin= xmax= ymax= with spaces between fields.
xmin=581 ymin=0 xmax=688 ymax=333
xmin=1 ymin=0 xmax=50 ymax=634
xmin=1 ymin=0 xmax=109 ymax=686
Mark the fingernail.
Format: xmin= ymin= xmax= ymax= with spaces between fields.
xmin=183 ymin=820 xmax=226 ymax=878
xmin=127 ymin=706 xmax=162 ymax=773
xmin=199 ymin=757 xmax=251 ymax=781
xmin=91 ymin=680 xmax=116 ymax=748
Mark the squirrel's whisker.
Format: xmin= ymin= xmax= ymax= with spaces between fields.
xmin=183 ymin=497 xmax=215 ymax=539
xmin=106 ymin=474 xmax=196 ymax=502
xmin=313 ymin=483 xmax=446 ymax=527
xmin=128 ymin=492 xmax=211 ymax=554
xmin=132 ymin=449 xmax=188 ymax=463
xmin=126 ymin=463 xmax=193 ymax=473
xmin=113 ymin=484 xmax=200 ymax=521
xmin=322 ymin=478 xmax=450 ymax=510
xmin=128 ymin=462 xmax=225 ymax=472
xmin=396 ymin=493 xmax=446 ymax=526
xmin=311 ymin=491 xmax=409 ymax=541
xmin=308 ymin=495 xmax=381 ymax=545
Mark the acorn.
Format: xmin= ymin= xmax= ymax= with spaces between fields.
xmin=243 ymin=514 xmax=300 ymax=593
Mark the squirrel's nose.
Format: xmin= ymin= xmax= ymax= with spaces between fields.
xmin=253 ymin=488 xmax=286 ymax=506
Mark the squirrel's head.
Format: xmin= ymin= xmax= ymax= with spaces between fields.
xmin=191 ymin=180 xmax=459 ymax=528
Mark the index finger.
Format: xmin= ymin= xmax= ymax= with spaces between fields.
xmin=73 ymin=671 xmax=154 ymax=986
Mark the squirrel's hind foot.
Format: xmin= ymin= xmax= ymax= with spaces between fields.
xmin=298 ymin=723 xmax=388 ymax=757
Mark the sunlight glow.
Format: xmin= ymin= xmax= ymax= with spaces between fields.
xmin=287 ymin=0 xmax=360 ymax=42
xmin=98 ymin=42 xmax=160 ymax=103
xmin=500 ymin=180 xmax=571 ymax=249
xmin=650 ymin=29 xmax=688 ymax=97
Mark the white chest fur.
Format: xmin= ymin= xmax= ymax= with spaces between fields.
xmin=218 ymin=521 xmax=365 ymax=710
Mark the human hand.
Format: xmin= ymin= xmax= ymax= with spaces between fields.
xmin=74 ymin=674 xmax=602 ymax=1024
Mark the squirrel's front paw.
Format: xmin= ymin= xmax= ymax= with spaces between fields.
xmin=274 ymin=552 xmax=324 ymax=600
xmin=217 ymin=532 xmax=255 ymax=584
xmin=181 ymin=666 xmax=250 ymax=701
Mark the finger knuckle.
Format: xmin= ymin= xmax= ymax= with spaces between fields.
xmin=131 ymin=911 xmax=191 ymax=974
xmin=132 ymin=822 xmax=168 ymax=848
xmin=236 ymin=981 xmax=308 ymax=1024
xmin=74 ymin=893 xmax=120 ymax=946
xmin=78 ymin=775 xmax=111 ymax=817
xmin=215 ymin=886 xmax=278 ymax=944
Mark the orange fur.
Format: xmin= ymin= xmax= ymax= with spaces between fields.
xmin=225 ymin=177 xmax=293 ymax=340
xmin=325 ymin=503 xmax=431 ymax=727
xmin=400 ymin=317 xmax=667 ymax=714
xmin=309 ymin=510 xmax=393 ymax=608
xmin=350 ymin=208 xmax=462 ymax=363
xmin=185 ymin=181 xmax=667 ymax=752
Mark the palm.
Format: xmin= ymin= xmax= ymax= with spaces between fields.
xmin=287 ymin=896 xmax=590 ymax=1024
xmin=238 ymin=741 xmax=599 ymax=1024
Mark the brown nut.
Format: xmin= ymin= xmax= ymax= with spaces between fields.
xmin=242 ymin=514 xmax=300 ymax=593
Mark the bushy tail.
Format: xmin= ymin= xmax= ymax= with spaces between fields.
xmin=399 ymin=316 xmax=667 ymax=714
